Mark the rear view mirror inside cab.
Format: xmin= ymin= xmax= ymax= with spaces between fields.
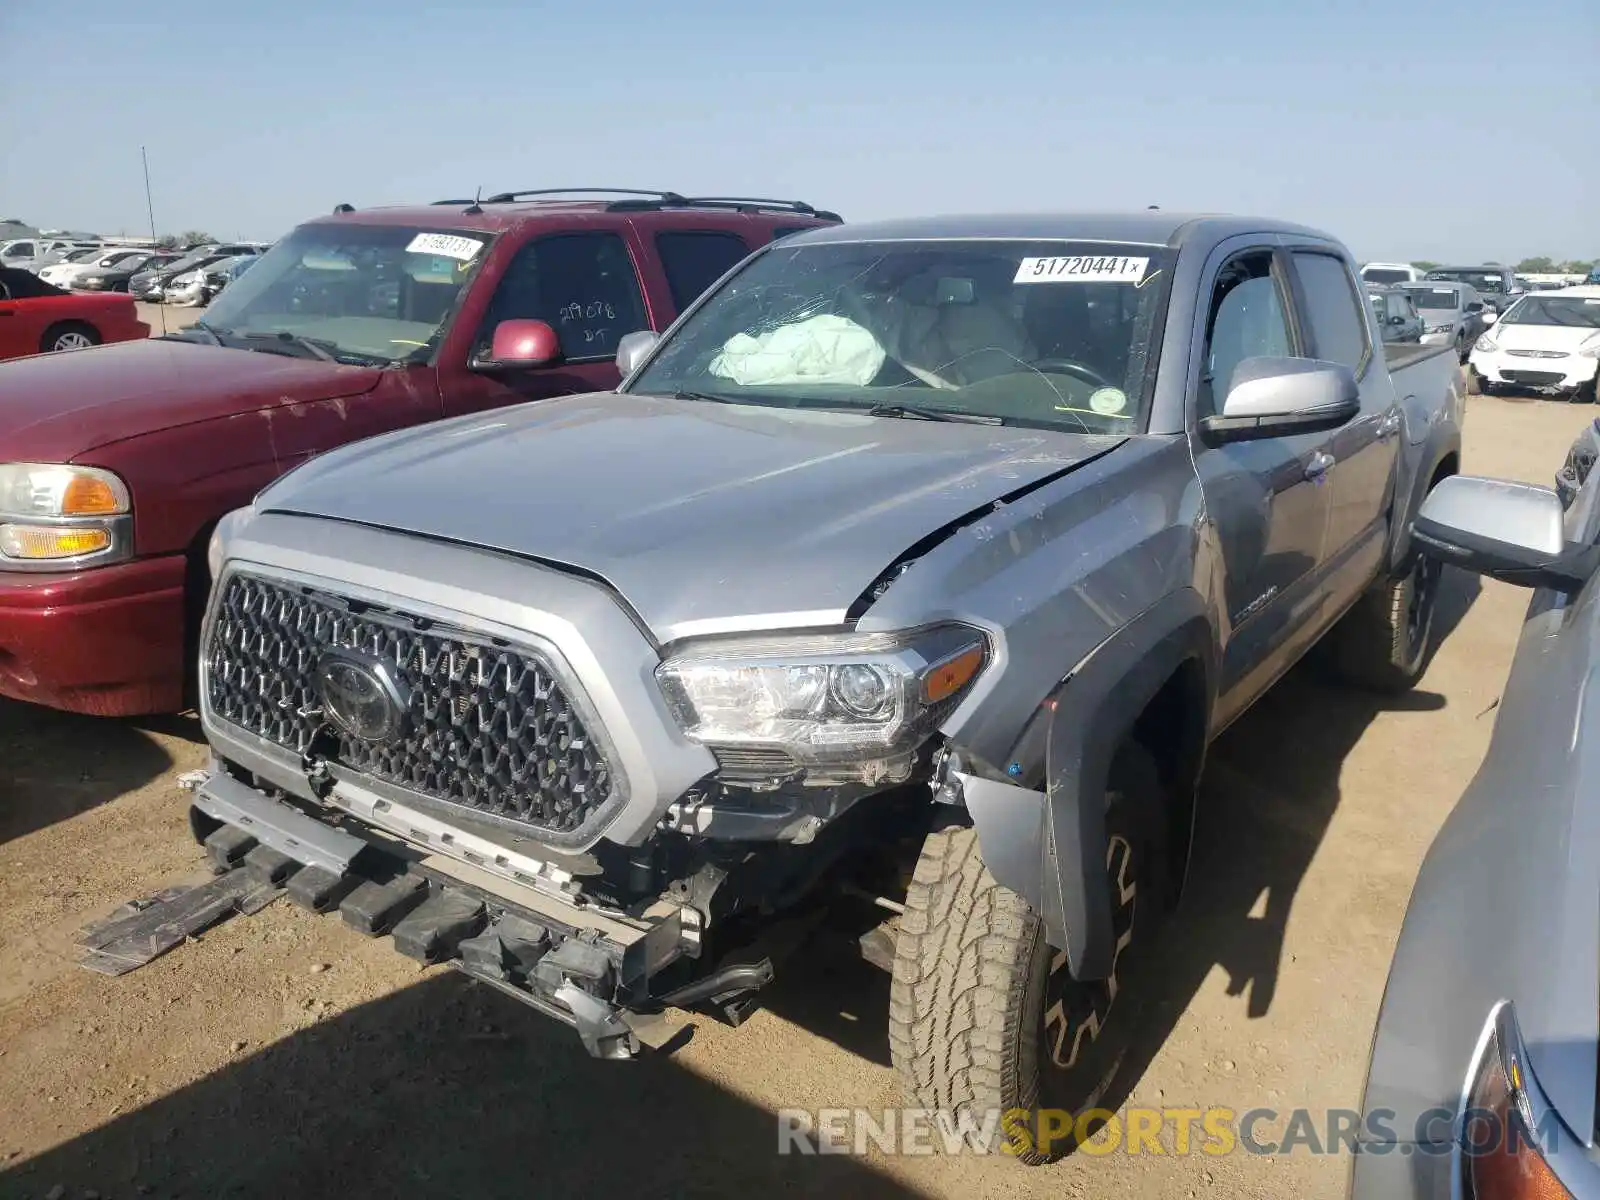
xmin=1199 ymin=356 xmax=1360 ymax=442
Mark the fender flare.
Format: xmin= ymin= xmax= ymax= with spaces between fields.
xmin=962 ymin=588 xmax=1214 ymax=981
xmin=1387 ymin=426 xmax=1462 ymax=573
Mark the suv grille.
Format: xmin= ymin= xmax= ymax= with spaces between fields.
xmin=205 ymin=574 xmax=614 ymax=838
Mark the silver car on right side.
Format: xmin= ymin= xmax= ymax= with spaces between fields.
xmin=1354 ymin=418 xmax=1600 ymax=1196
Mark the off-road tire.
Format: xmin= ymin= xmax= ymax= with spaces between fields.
xmin=1328 ymin=551 xmax=1442 ymax=692
xmin=40 ymin=321 xmax=100 ymax=353
xmin=889 ymin=744 xmax=1165 ymax=1165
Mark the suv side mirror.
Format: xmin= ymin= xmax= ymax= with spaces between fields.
xmin=1482 ymin=311 xmax=1499 ymax=326
xmin=1200 ymin=356 xmax=1360 ymax=442
xmin=615 ymin=330 xmax=659 ymax=378
xmin=469 ymin=319 xmax=559 ymax=371
xmin=1412 ymin=475 xmax=1599 ymax=594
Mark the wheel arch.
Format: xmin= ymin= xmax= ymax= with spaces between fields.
xmin=960 ymin=587 xmax=1216 ymax=982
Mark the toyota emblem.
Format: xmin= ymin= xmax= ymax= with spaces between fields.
xmin=315 ymin=649 xmax=409 ymax=742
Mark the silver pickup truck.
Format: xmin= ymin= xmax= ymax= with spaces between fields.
xmin=180 ymin=212 xmax=1463 ymax=1161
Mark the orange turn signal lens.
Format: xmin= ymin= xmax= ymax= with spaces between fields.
xmin=60 ymin=476 xmax=126 ymax=516
xmin=0 ymin=524 xmax=112 ymax=560
xmin=922 ymin=644 xmax=985 ymax=703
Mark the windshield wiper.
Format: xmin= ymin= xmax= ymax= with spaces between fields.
xmin=163 ymin=319 xmax=225 ymax=346
xmin=863 ymin=403 xmax=1003 ymax=425
xmin=236 ymin=331 xmax=338 ymax=362
xmin=671 ymin=389 xmax=743 ymax=405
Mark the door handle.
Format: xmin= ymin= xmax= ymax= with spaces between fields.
xmin=1377 ymin=410 xmax=1402 ymax=440
xmin=1304 ymin=451 xmax=1335 ymax=480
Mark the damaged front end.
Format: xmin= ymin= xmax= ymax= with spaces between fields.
xmin=152 ymin=765 xmax=784 ymax=1060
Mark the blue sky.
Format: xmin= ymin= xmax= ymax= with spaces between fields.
xmin=2 ymin=0 xmax=1594 ymax=263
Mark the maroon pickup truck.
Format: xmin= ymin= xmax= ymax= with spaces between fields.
xmin=0 ymin=189 xmax=840 ymax=715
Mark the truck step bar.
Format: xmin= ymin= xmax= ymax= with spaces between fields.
xmin=76 ymin=775 xmax=775 ymax=1060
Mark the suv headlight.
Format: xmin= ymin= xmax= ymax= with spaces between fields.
xmin=1461 ymin=1002 xmax=1573 ymax=1199
xmin=656 ymin=624 xmax=989 ymax=780
xmin=0 ymin=463 xmax=133 ymax=569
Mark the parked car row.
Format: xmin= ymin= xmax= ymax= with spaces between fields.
xmin=1361 ymin=261 xmax=1526 ymax=314
xmin=129 ymin=242 xmax=265 ymax=304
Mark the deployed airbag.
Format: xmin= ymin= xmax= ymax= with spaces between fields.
xmin=710 ymin=314 xmax=885 ymax=386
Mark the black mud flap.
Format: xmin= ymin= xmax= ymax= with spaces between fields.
xmin=75 ymin=871 xmax=285 ymax=976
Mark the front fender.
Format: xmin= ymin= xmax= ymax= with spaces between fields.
xmin=961 ymin=587 xmax=1215 ymax=980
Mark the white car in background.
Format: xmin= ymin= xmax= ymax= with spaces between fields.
xmin=37 ymin=247 xmax=151 ymax=288
xmin=1360 ymin=261 xmax=1427 ymax=285
xmin=1469 ymin=285 xmax=1600 ymax=401
xmin=0 ymin=238 xmax=99 ymax=271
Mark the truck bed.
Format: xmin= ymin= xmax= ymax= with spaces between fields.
xmin=1384 ymin=341 xmax=1457 ymax=373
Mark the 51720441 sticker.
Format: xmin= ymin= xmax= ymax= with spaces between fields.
xmin=1014 ymin=255 xmax=1149 ymax=284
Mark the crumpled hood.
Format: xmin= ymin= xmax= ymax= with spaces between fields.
xmin=0 ymin=338 xmax=384 ymax=462
xmin=256 ymin=392 xmax=1126 ymax=642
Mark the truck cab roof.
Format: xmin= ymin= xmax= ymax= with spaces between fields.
xmin=783 ymin=211 xmax=1340 ymax=252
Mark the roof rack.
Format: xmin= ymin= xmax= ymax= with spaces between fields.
xmin=475 ymin=188 xmax=688 ymax=205
xmin=605 ymin=195 xmax=842 ymax=222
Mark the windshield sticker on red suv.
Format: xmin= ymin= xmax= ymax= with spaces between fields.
xmin=405 ymin=233 xmax=485 ymax=261
xmin=1014 ymin=255 xmax=1149 ymax=284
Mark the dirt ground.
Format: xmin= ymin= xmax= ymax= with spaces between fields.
xmin=1 ymin=384 xmax=1596 ymax=1200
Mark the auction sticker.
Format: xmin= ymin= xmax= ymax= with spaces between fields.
xmin=1088 ymin=387 xmax=1129 ymax=415
xmin=1015 ymin=255 xmax=1149 ymax=284
xmin=406 ymin=232 xmax=485 ymax=261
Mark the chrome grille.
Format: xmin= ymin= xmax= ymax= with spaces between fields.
xmin=205 ymin=573 xmax=614 ymax=838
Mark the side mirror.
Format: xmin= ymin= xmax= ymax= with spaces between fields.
xmin=1200 ymin=356 xmax=1360 ymax=442
xmin=615 ymin=330 xmax=659 ymax=378
xmin=470 ymin=319 xmax=559 ymax=371
xmin=1412 ymin=475 xmax=1599 ymax=594
xmin=1483 ymin=311 xmax=1499 ymax=326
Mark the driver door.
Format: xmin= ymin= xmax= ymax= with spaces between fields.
xmin=1188 ymin=245 xmax=1337 ymax=729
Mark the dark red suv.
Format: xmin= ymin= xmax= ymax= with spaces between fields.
xmin=0 ymin=189 xmax=841 ymax=715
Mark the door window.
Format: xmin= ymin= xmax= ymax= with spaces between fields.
xmin=1291 ymin=252 xmax=1369 ymax=372
xmin=477 ymin=232 xmax=647 ymax=362
xmin=655 ymin=231 xmax=750 ymax=310
xmin=1200 ymin=251 xmax=1293 ymax=417
xmin=6 ymin=242 xmax=34 ymax=259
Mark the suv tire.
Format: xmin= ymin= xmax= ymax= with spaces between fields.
xmin=889 ymin=743 xmax=1166 ymax=1164
xmin=1329 ymin=550 xmax=1441 ymax=692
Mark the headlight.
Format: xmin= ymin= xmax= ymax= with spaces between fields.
xmin=0 ymin=464 xmax=132 ymax=569
xmin=1578 ymin=334 xmax=1600 ymax=360
xmin=1474 ymin=333 xmax=1499 ymax=353
xmin=1462 ymin=1002 xmax=1573 ymax=1198
xmin=656 ymin=624 xmax=989 ymax=781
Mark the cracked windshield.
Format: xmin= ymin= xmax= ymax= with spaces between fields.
xmin=193 ymin=224 xmax=488 ymax=365
xmin=629 ymin=239 xmax=1175 ymax=432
